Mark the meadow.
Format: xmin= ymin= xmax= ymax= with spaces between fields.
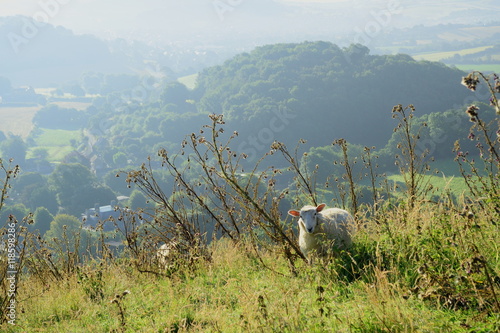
xmin=27 ymin=128 xmax=82 ymax=162
xmin=3 ymin=202 xmax=500 ymax=332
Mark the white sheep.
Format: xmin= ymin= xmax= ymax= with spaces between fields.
xmin=156 ymin=241 xmax=179 ymax=267
xmin=288 ymin=203 xmax=354 ymax=261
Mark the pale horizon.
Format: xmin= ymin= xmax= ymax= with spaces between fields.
xmin=1 ymin=0 xmax=498 ymax=44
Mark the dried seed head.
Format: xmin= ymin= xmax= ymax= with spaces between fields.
xmin=461 ymin=73 xmax=480 ymax=91
xmin=494 ymin=80 xmax=500 ymax=93
xmin=465 ymin=105 xmax=479 ymax=122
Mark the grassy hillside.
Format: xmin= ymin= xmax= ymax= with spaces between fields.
xmin=5 ymin=211 xmax=500 ymax=332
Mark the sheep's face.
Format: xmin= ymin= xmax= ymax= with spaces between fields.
xmin=288 ymin=204 xmax=326 ymax=234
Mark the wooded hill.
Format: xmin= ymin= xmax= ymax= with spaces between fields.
xmin=92 ymin=41 xmax=476 ymax=166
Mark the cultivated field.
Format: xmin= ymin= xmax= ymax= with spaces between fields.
xmin=0 ymin=99 xmax=89 ymax=142
xmin=0 ymin=106 xmax=40 ymax=138
xmin=412 ymin=45 xmax=493 ymax=62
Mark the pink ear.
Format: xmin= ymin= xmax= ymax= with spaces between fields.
xmin=288 ymin=210 xmax=300 ymax=217
xmin=316 ymin=203 xmax=326 ymax=212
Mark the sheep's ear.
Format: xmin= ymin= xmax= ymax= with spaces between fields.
xmin=316 ymin=203 xmax=326 ymax=212
xmin=288 ymin=210 xmax=300 ymax=217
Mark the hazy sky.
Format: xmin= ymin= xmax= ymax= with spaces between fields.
xmin=0 ymin=0 xmax=355 ymax=40
xmin=1 ymin=0 xmax=499 ymax=44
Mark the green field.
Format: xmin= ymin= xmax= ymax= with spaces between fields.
xmin=28 ymin=128 xmax=81 ymax=161
xmin=387 ymin=172 xmax=470 ymax=200
xmin=178 ymin=73 xmax=198 ymax=90
xmin=455 ymin=64 xmax=500 ymax=73
xmin=412 ymin=45 xmax=493 ymax=62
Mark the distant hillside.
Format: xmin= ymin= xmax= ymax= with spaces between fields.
xmin=80 ymin=41 xmax=479 ymax=169
xmin=0 ymin=16 xmax=133 ymax=86
xmin=194 ymin=42 xmax=474 ymax=150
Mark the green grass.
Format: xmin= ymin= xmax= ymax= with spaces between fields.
xmin=389 ymin=158 xmax=470 ymax=195
xmin=387 ymin=172 xmax=470 ymax=200
xmin=178 ymin=74 xmax=199 ymax=90
xmin=454 ymin=64 xmax=500 ymax=73
xmin=28 ymin=129 xmax=81 ymax=161
xmin=6 ymin=218 xmax=500 ymax=332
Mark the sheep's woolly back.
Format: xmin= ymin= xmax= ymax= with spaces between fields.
xmin=295 ymin=206 xmax=354 ymax=259
xmin=316 ymin=208 xmax=353 ymax=249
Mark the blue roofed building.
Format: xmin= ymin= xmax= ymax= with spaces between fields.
xmin=82 ymin=196 xmax=131 ymax=232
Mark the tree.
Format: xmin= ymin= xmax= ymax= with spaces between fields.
xmin=1 ymin=136 xmax=27 ymax=165
xmin=12 ymin=172 xmax=45 ymax=193
xmin=79 ymin=185 xmax=116 ymax=211
xmin=49 ymin=163 xmax=97 ymax=214
xmin=29 ymin=187 xmax=59 ymax=215
xmin=129 ymin=189 xmax=154 ymax=211
xmin=160 ymin=81 xmax=191 ymax=108
xmin=33 ymin=105 xmax=85 ymax=130
xmin=32 ymin=207 xmax=54 ymax=236
xmin=103 ymin=168 xmax=135 ymax=197
xmin=12 ymin=172 xmax=58 ymax=214
xmin=343 ymin=43 xmax=370 ymax=65
xmin=194 ymin=41 xmax=472 ymax=152
xmin=44 ymin=214 xmax=81 ymax=243
xmin=63 ymin=83 xmax=85 ymax=97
